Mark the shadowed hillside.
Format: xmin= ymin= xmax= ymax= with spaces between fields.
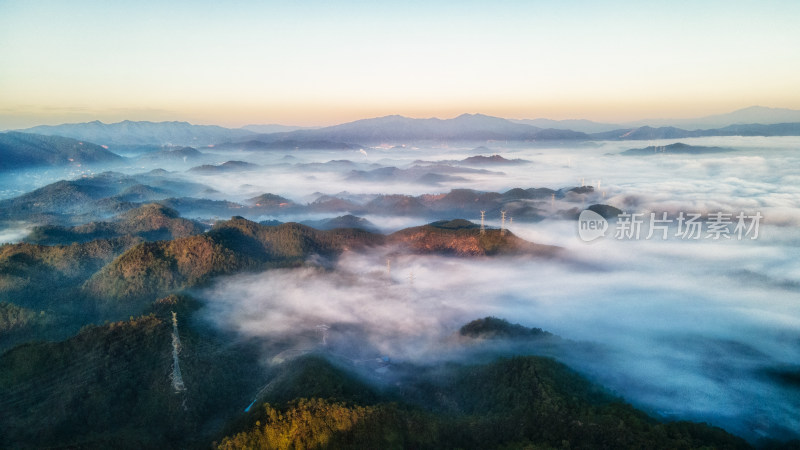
xmin=0 ymin=236 xmax=142 ymax=310
xmin=0 ymin=132 xmax=124 ymax=171
xmin=0 ymin=295 xmax=267 ymax=449
xmin=216 ymin=355 xmax=750 ymax=450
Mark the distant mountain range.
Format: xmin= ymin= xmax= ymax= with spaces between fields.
xmin=625 ymin=106 xmax=800 ymax=130
xmin=8 ymin=107 xmax=800 ymax=148
xmin=511 ymin=118 xmax=623 ymax=133
xmin=243 ymin=113 xmax=589 ymax=144
xmin=214 ymin=139 xmax=357 ymax=150
xmin=19 ymin=120 xmax=253 ymax=146
xmin=513 ymin=106 xmax=800 ymax=132
xmin=590 ymin=122 xmax=800 ymax=140
xmin=239 ymin=123 xmax=314 ymax=134
xmin=233 ymin=114 xmax=800 ymax=144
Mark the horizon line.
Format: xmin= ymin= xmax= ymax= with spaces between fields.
xmin=5 ymin=105 xmax=800 ymax=132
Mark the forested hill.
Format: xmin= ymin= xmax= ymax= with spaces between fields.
xmin=26 ymin=203 xmax=206 ymax=245
xmin=0 ymin=132 xmax=123 ymax=170
xmin=0 ymin=302 xmax=753 ymax=449
xmin=2 ymin=215 xmax=557 ymax=326
xmin=84 ymin=217 xmax=556 ymax=310
xmin=82 ymin=218 xmax=385 ymax=309
xmin=389 ymin=219 xmax=560 ymax=257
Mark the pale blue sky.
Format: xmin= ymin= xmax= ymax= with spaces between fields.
xmin=1 ymin=0 xmax=798 ymax=128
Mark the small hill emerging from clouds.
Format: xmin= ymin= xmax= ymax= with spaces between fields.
xmin=0 ymin=132 xmax=123 ymax=170
xmin=459 ymin=154 xmax=527 ymax=165
xmin=587 ymin=204 xmax=624 ymax=219
xmin=301 ymin=215 xmax=379 ymax=232
xmin=460 ymin=316 xmax=553 ymax=340
xmin=188 ymin=160 xmax=260 ymax=173
xmin=137 ymin=146 xmax=203 ymax=162
xmin=246 ymin=193 xmax=294 ymax=208
xmin=622 ymin=142 xmax=733 ymax=155
xmin=389 ymin=219 xmax=560 ymax=257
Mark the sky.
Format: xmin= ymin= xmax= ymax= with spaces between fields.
xmin=1 ymin=0 xmax=799 ymax=129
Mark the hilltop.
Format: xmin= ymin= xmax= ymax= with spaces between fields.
xmin=0 ymin=236 xmax=142 ymax=316
xmin=82 ymin=218 xmax=384 ymax=308
xmin=188 ymin=160 xmax=260 ymax=174
xmin=235 ymin=113 xmax=589 ymax=145
xmin=26 ymin=203 xmax=207 ymax=245
xmin=390 ymin=219 xmax=560 ymax=257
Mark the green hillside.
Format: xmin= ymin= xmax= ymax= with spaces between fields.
xmin=26 ymin=203 xmax=206 ymax=245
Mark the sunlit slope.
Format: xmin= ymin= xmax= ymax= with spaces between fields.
xmin=85 ymin=218 xmax=559 ymax=308
xmin=389 ymin=219 xmax=560 ymax=257
xmin=83 ymin=219 xmax=384 ymax=306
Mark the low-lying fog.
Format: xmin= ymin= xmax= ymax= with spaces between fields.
xmin=199 ymin=220 xmax=800 ymax=441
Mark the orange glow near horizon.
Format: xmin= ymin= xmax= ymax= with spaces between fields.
xmin=4 ymin=94 xmax=800 ymax=130
xmin=1 ymin=1 xmax=799 ymax=130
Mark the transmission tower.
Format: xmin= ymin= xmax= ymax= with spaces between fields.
xmin=500 ymin=211 xmax=506 ymax=235
xmin=386 ymin=258 xmax=391 ymax=278
xmin=480 ymin=211 xmax=486 ymax=234
xmin=316 ymin=324 xmax=330 ymax=346
xmin=171 ymin=311 xmax=186 ymax=393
